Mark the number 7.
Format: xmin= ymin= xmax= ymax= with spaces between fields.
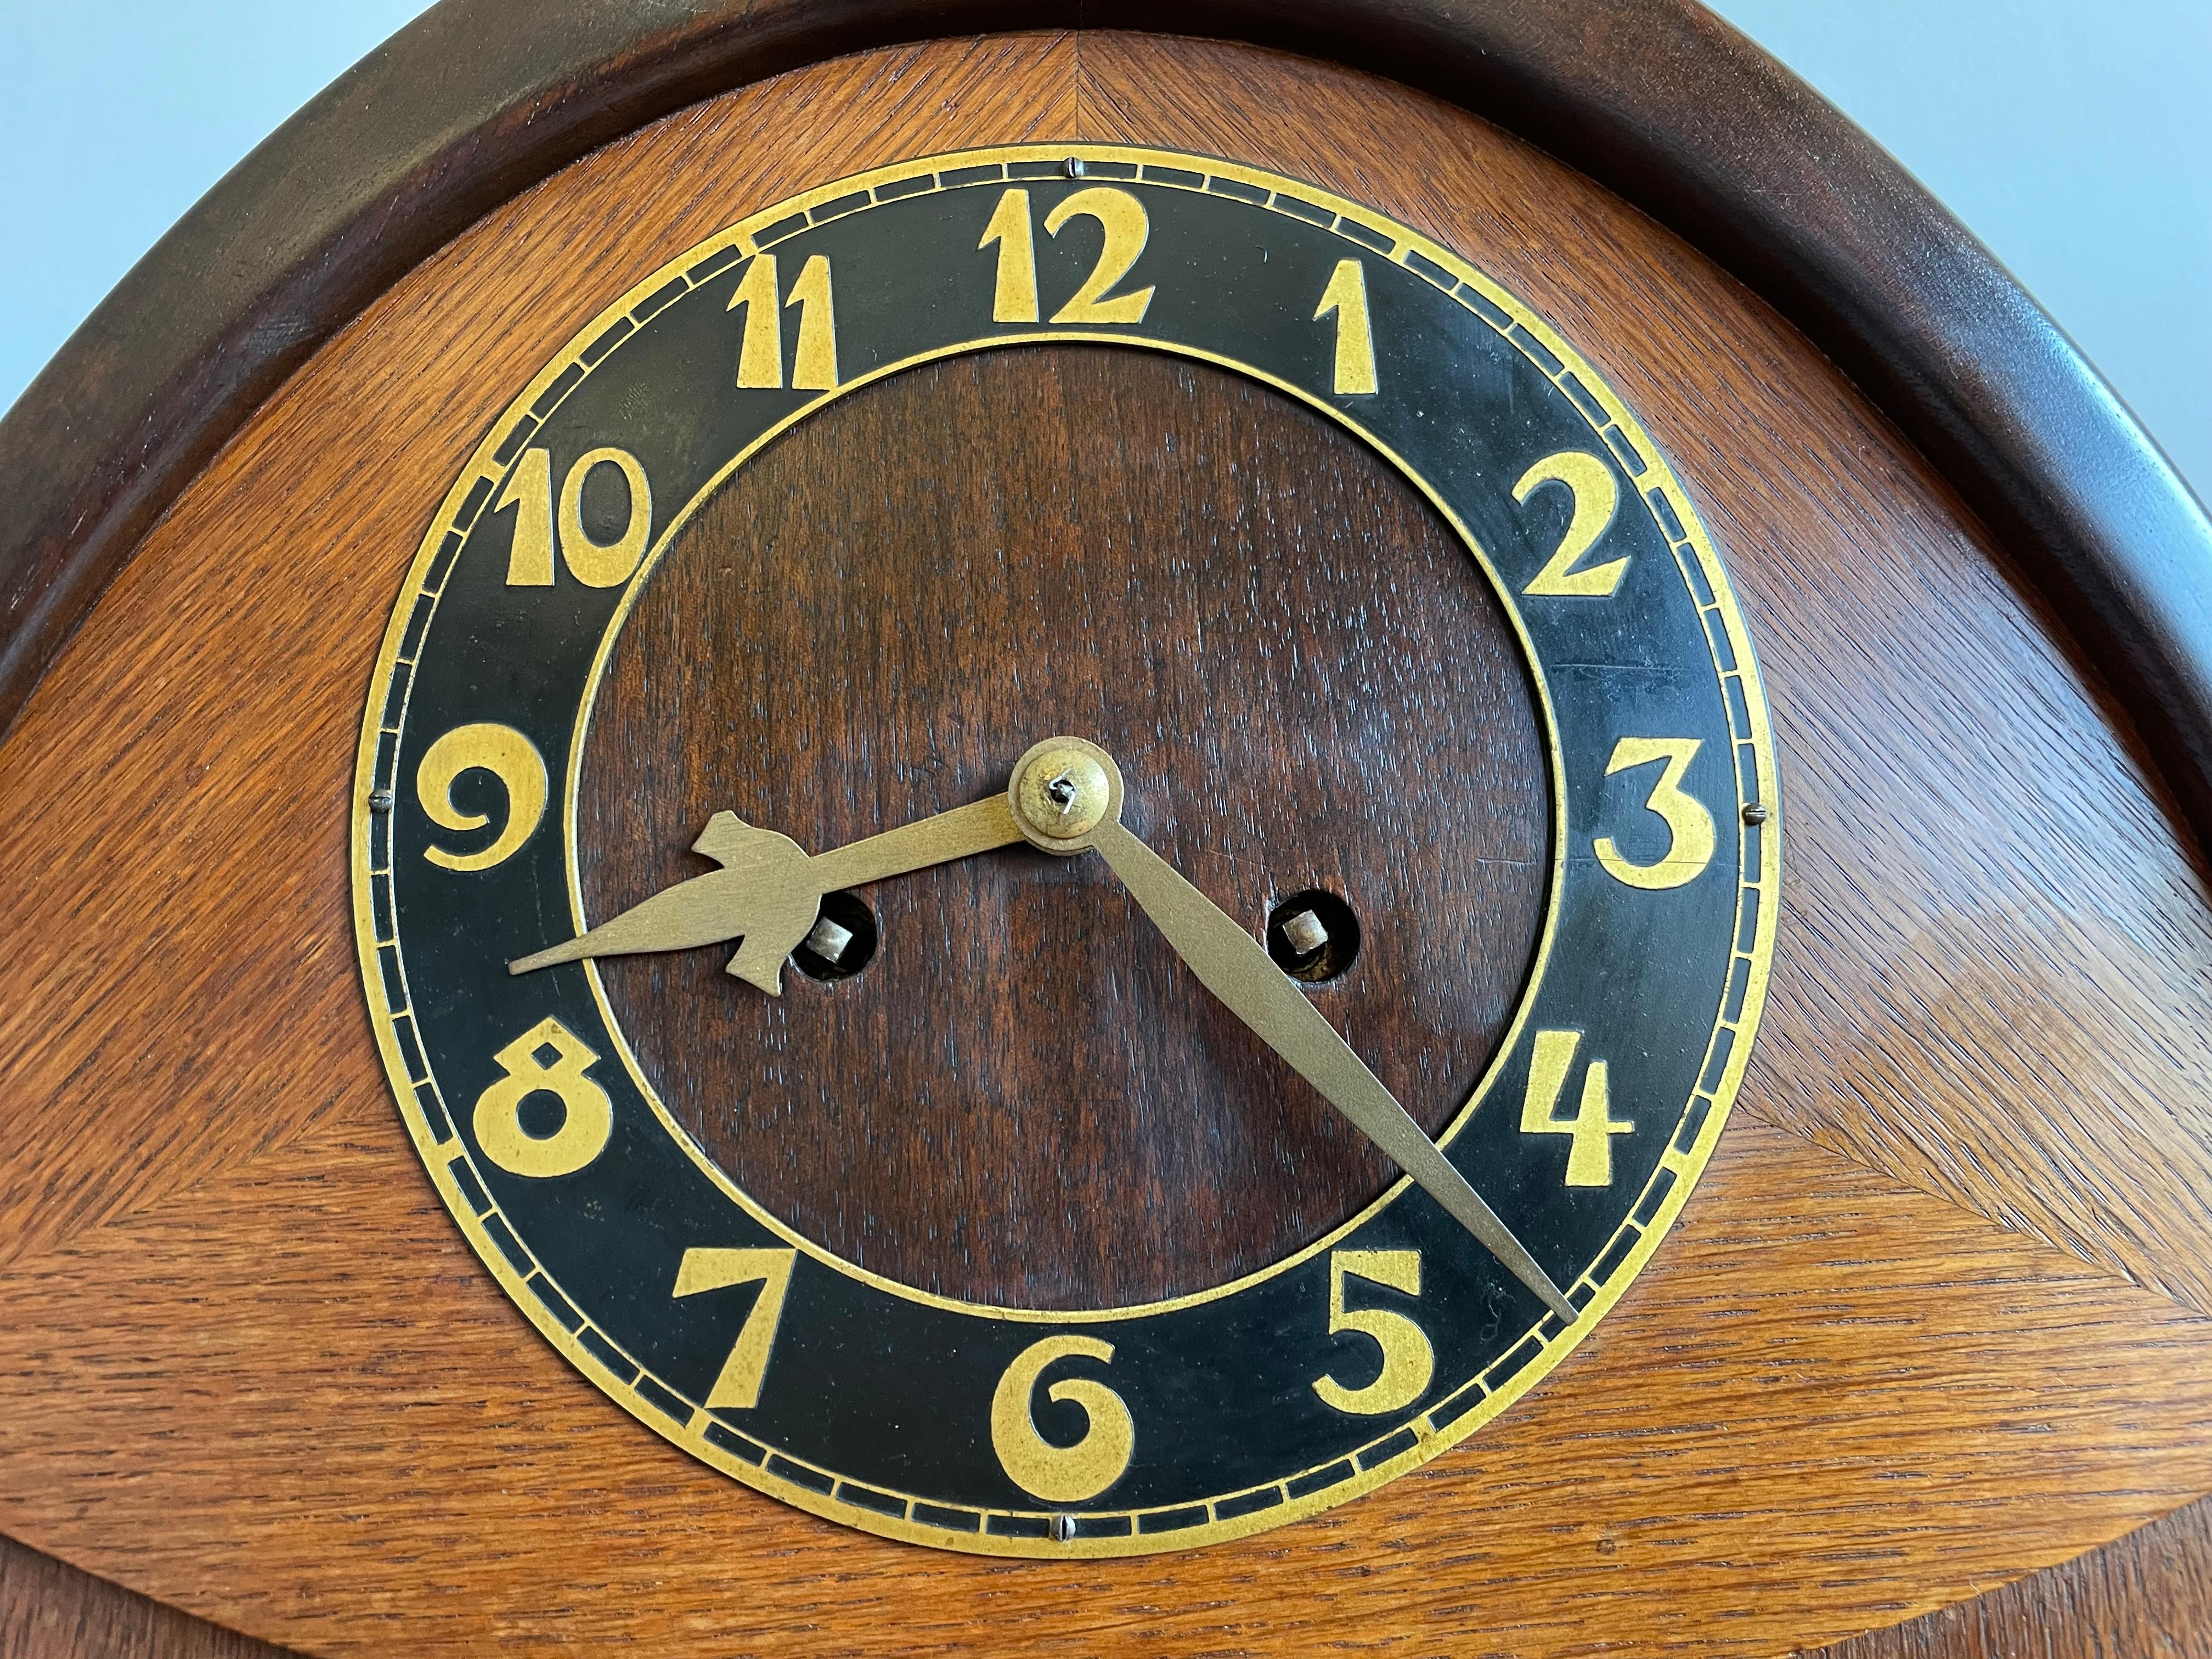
xmin=673 ymin=1246 xmax=798 ymax=1409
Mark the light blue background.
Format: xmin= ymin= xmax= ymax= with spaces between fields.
xmin=2 ymin=1 xmax=2205 ymax=502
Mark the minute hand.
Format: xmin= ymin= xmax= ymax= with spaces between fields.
xmin=1088 ymin=817 xmax=1577 ymax=1322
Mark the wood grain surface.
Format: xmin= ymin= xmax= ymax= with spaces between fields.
xmin=18 ymin=1485 xmax=2212 ymax=1659
xmin=580 ymin=343 xmax=1546 ymax=1307
xmin=3 ymin=29 xmax=2211 ymax=1658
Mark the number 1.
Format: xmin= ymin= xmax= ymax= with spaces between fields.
xmin=979 ymin=189 xmax=1040 ymax=323
xmin=1313 ymin=259 xmax=1378 ymax=395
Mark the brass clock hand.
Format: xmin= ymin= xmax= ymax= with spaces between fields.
xmin=507 ymin=794 xmax=1022 ymax=992
xmin=1007 ymin=737 xmax=1579 ymax=1323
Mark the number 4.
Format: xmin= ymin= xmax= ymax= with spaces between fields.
xmin=1520 ymin=1029 xmax=1634 ymax=1187
xmin=673 ymin=1246 xmax=798 ymax=1409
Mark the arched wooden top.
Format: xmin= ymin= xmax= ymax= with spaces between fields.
xmin=3 ymin=0 xmax=2210 ymax=834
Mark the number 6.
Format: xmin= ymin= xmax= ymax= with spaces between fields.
xmin=989 ymin=1335 xmax=1135 ymax=1503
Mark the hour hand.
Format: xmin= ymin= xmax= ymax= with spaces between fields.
xmin=506 ymin=812 xmax=819 ymax=991
xmin=506 ymin=795 xmax=1022 ymax=993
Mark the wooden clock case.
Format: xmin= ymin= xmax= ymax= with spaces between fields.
xmin=3 ymin=3 xmax=2211 ymax=1655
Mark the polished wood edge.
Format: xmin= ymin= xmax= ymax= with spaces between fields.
xmin=0 ymin=1531 xmax=296 ymax=1659
xmin=7 ymin=1489 xmax=2212 ymax=1659
xmin=1798 ymin=1491 xmax=2212 ymax=1659
xmin=3 ymin=1 xmax=2210 ymax=835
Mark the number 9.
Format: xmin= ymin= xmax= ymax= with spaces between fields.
xmin=415 ymin=722 xmax=548 ymax=872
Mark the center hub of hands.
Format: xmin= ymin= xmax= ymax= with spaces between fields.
xmin=1009 ymin=738 xmax=1120 ymax=850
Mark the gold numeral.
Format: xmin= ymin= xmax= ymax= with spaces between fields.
xmin=1045 ymin=187 xmax=1154 ymax=323
xmin=979 ymin=189 xmax=1039 ymax=323
xmin=989 ymin=1335 xmax=1135 ymax=1503
xmin=415 ymin=722 xmax=547 ymax=872
xmin=1313 ymin=259 xmax=1378 ymax=395
xmin=495 ymin=446 xmax=554 ymax=585
xmin=785 ymin=254 xmax=839 ymax=391
xmin=729 ymin=252 xmax=841 ymax=390
xmin=1594 ymin=736 xmax=1716 ymax=890
xmin=473 ymin=1016 xmax=612 ymax=1178
xmin=673 ymin=1246 xmax=798 ymax=1409
xmin=499 ymin=446 xmax=652 ymax=589
xmin=557 ymin=447 xmax=652 ymax=588
xmin=1520 ymin=1029 xmax=1634 ymax=1187
xmin=1516 ymin=450 xmax=1627 ymax=597
xmin=729 ymin=253 xmax=783 ymax=387
xmin=1311 ymin=1250 xmax=1434 ymax=1416
xmin=980 ymin=186 xmax=1155 ymax=327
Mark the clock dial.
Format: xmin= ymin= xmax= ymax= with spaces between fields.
xmin=353 ymin=144 xmax=1780 ymax=1555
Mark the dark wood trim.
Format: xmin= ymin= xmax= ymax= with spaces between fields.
xmin=5 ymin=0 xmax=2208 ymax=834
xmin=0 ymin=1531 xmax=295 ymax=1659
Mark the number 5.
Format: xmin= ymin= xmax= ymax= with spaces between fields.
xmin=1312 ymin=1250 xmax=1434 ymax=1416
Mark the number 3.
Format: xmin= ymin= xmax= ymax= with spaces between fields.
xmin=1594 ymin=737 xmax=1716 ymax=890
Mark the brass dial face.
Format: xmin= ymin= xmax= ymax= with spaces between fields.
xmin=352 ymin=144 xmax=1780 ymax=1555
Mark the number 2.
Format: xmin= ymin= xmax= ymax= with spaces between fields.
xmin=979 ymin=187 xmax=1154 ymax=325
xmin=1516 ymin=450 xmax=1626 ymax=597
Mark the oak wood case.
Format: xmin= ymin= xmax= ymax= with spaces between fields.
xmin=3 ymin=27 xmax=2211 ymax=1659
